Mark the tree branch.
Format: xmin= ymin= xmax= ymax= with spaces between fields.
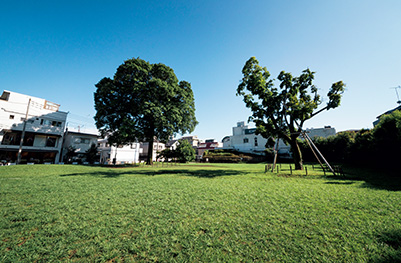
xmin=310 ymin=106 xmax=328 ymax=118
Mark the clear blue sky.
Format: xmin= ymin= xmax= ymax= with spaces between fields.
xmin=1 ymin=1 xmax=401 ymax=141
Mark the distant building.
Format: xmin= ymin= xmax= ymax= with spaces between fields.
xmin=373 ymin=105 xmax=401 ymax=126
xmin=166 ymin=139 xmax=179 ymax=150
xmin=222 ymin=121 xmax=290 ymax=156
xmin=197 ymin=140 xmax=222 ymax=159
xmin=179 ymin=135 xmax=200 ymax=147
xmin=97 ymin=139 xmax=141 ymax=164
xmin=304 ymin=126 xmax=336 ymax=139
xmin=221 ymin=122 xmax=336 ymax=157
xmin=0 ymin=90 xmax=67 ymax=164
xmin=61 ymin=130 xmax=99 ymax=163
xmin=166 ymin=135 xmax=202 ymax=160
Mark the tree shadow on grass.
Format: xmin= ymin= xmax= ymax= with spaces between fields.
xmin=60 ymin=168 xmax=243 ymax=178
xmin=320 ymin=165 xmax=401 ymax=191
xmin=371 ymin=229 xmax=401 ymax=262
xmin=324 ymin=181 xmax=356 ymax=185
xmin=341 ymin=165 xmax=401 ymax=191
xmin=151 ymin=169 xmax=243 ymax=178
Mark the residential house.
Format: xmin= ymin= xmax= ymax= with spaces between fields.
xmin=61 ymin=130 xmax=99 ymax=163
xmin=0 ymin=90 xmax=67 ymax=164
xmin=97 ymin=139 xmax=141 ymax=164
xmin=165 ymin=139 xmax=179 ymax=150
xmin=373 ymin=105 xmax=401 ymax=126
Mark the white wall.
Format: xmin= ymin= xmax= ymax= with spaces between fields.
xmin=98 ymin=139 xmax=141 ymax=164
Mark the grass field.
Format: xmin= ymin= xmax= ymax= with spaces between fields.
xmin=1 ymin=163 xmax=400 ymax=262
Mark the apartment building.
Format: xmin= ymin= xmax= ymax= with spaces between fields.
xmin=0 ymin=90 xmax=67 ymax=164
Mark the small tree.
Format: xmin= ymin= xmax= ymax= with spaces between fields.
xmin=85 ymin=143 xmax=99 ymax=164
xmin=64 ymin=146 xmax=76 ymax=163
xmin=237 ymin=57 xmax=345 ymax=170
xmin=175 ymin=140 xmax=196 ymax=163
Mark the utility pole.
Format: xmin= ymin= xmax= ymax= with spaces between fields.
xmin=17 ymin=98 xmax=31 ymax=164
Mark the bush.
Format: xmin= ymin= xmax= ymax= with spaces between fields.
xmin=299 ymin=110 xmax=401 ymax=171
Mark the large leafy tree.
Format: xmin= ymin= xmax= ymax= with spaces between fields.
xmin=94 ymin=58 xmax=198 ymax=165
xmin=237 ymin=57 xmax=345 ymax=170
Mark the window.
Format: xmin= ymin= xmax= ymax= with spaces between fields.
xmin=41 ymin=119 xmax=62 ymax=127
xmin=130 ymin=144 xmax=136 ymax=149
xmin=81 ymin=138 xmax=90 ymax=144
xmin=2 ymin=133 xmax=18 ymax=145
xmin=243 ymin=138 xmax=249 ymax=143
xmin=0 ymin=91 xmax=10 ymax=101
xmin=9 ymin=115 xmax=14 ymax=120
xmin=51 ymin=121 xmax=62 ymax=127
xmin=254 ymin=137 xmax=258 ymax=147
xmin=41 ymin=119 xmax=51 ymax=125
xmin=24 ymin=133 xmax=34 ymax=146
xmin=74 ymin=138 xmax=90 ymax=144
xmin=46 ymin=137 xmax=57 ymax=147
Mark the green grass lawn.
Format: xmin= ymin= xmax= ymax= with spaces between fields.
xmin=1 ymin=163 xmax=400 ymax=262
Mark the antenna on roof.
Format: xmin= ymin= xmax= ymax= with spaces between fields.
xmin=390 ymin=86 xmax=401 ymax=105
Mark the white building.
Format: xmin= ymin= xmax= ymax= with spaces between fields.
xmin=222 ymin=121 xmax=290 ymax=156
xmin=97 ymin=139 xmax=141 ymax=164
xmin=0 ymin=90 xmax=67 ymax=164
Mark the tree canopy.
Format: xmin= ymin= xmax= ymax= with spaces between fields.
xmin=237 ymin=57 xmax=345 ymax=169
xmin=94 ymin=58 xmax=198 ymax=164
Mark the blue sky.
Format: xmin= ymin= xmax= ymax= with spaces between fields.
xmin=1 ymin=1 xmax=401 ymax=141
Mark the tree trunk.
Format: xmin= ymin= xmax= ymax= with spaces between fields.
xmin=289 ymin=138 xmax=303 ymax=170
xmin=146 ymin=139 xmax=154 ymax=165
xmin=146 ymin=123 xmax=155 ymax=165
